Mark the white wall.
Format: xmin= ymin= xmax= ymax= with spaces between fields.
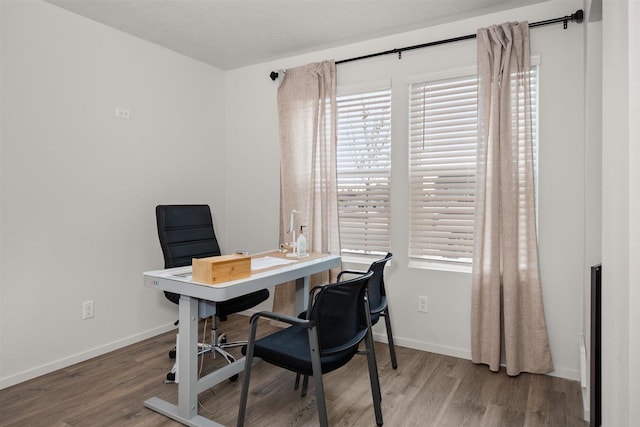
xmin=601 ymin=0 xmax=640 ymax=424
xmin=225 ymin=0 xmax=587 ymax=379
xmin=0 ymin=0 xmax=226 ymax=388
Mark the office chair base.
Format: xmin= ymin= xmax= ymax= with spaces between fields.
xmin=165 ymin=342 xmax=243 ymax=383
xmin=165 ymin=321 xmax=249 ymax=383
xmin=214 ymin=340 xmax=245 ymax=382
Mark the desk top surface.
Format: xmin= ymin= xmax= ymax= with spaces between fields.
xmin=144 ymin=251 xmax=340 ymax=301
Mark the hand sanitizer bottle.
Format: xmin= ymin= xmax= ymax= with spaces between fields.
xmin=296 ymin=226 xmax=307 ymax=258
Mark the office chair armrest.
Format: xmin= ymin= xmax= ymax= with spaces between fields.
xmin=249 ymin=311 xmax=316 ymax=329
xmin=337 ymin=270 xmax=366 ymax=282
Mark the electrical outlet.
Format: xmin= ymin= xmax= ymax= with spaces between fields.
xmin=418 ymin=296 xmax=428 ymax=313
xmin=83 ymin=300 xmax=94 ymax=319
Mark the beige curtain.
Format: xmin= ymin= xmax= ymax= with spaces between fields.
xmin=471 ymin=22 xmax=553 ymax=375
xmin=272 ymin=60 xmax=341 ymax=317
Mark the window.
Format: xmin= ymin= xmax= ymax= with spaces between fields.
xmin=408 ymin=66 xmax=538 ymax=265
xmin=336 ymin=86 xmax=392 ymax=256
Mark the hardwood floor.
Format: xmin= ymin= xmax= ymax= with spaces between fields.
xmin=0 ymin=315 xmax=586 ymax=426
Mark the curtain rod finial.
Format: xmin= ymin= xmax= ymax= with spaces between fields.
xmin=564 ymin=9 xmax=584 ymax=29
xmin=270 ymin=71 xmax=279 ymax=81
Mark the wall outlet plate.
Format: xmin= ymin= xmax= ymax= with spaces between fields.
xmin=418 ymin=296 xmax=428 ymax=313
xmin=83 ymin=300 xmax=94 ymax=319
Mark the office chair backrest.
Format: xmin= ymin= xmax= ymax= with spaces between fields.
xmin=366 ymin=252 xmax=393 ymax=313
xmin=156 ymin=205 xmax=222 ymax=268
xmin=310 ymin=271 xmax=374 ymax=354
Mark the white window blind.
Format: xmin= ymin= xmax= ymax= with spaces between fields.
xmin=409 ymin=67 xmax=538 ymax=264
xmin=337 ymin=88 xmax=392 ymax=255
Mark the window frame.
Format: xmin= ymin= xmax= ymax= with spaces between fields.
xmin=336 ymin=79 xmax=393 ymax=259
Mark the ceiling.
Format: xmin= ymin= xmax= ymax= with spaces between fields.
xmin=43 ymin=0 xmax=548 ymax=70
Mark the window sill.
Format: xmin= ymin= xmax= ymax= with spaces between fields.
xmin=340 ymin=254 xmax=382 ymax=268
xmin=409 ymin=258 xmax=472 ymax=274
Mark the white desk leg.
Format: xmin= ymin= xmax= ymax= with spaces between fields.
xmin=145 ymin=295 xmax=222 ymax=426
xmin=295 ymin=276 xmax=309 ymax=314
xmin=178 ymin=295 xmax=199 ymax=420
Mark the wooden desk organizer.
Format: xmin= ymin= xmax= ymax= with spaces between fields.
xmin=192 ymin=254 xmax=251 ymax=285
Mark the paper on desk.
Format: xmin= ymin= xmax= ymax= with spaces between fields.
xmin=251 ymin=256 xmax=297 ymax=271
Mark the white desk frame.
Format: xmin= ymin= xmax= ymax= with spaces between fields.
xmin=143 ymin=252 xmax=340 ymax=427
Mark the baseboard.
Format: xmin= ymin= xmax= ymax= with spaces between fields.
xmin=372 ymin=331 xmax=580 ymax=381
xmin=0 ymin=322 xmax=177 ymax=390
xmin=372 ymin=331 xmax=472 ymax=360
xmin=548 ymin=365 xmax=581 ymax=381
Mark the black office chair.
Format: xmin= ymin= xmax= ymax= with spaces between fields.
xmin=156 ymin=205 xmax=269 ymax=381
xmin=237 ymin=271 xmax=383 ymax=427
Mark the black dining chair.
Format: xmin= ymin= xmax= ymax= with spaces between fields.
xmin=338 ymin=252 xmax=397 ymax=369
xmin=295 ymin=252 xmax=396 ymax=397
xmin=156 ymin=204 xmax=269 ymax=381
xmin=237 ymin=271 xmax=383 ymax=427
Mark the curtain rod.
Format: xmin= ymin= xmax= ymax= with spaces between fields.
xmin=269 ymin=9 xmax=584 ymax=81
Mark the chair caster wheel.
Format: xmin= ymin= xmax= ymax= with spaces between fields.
xmin=166 ymin=372 xmax=176 ymax=382
xmin=169 ymin=349 xmax=176 ymax=359
xmin=230 ymin=374 xmax=239 ymax=382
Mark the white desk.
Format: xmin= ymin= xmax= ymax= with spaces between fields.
xmin=143 ymin=251 xmax=340 ymax=427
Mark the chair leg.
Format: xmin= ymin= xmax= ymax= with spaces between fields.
xmin=237 ymin=320 xmax=259 ymax=427
xmin=214 ymin=346 xmax=236 ymax=365
xmin=219 ymin=339 xmax=248 ymax=349
xmin=301 ymin=375 xmax=309 ymax=397
xmin=308 ymin=327 xmax=328 ymax=427
xmin=294 ymin=373 xmax=301 ymax=390
xmin=211 ymin=321 xmax=220 ymax=360
xmin=382 ymin=308 xmax=398 ymax=369
xmin=365 ymin=331 xmax=383 ymax=426
xmin=293 ymin=373 xmax=309 ymax=397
